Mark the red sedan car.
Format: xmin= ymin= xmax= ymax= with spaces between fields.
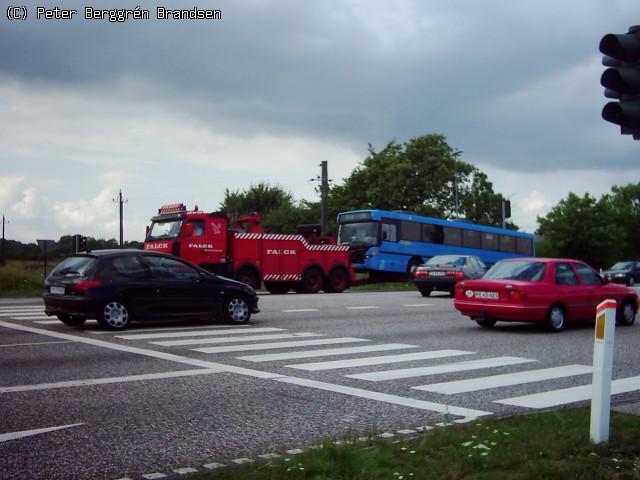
xmin=453 ymin=258 xmax=638 ymax=332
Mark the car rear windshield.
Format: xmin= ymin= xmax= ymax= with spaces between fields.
xmin=484 ymin=261 xmax=546 ymax=281
xmin=50 ymin=256 xmax=97 ymax=277
xmin=426 ymin=255 xmax=466 ymax=266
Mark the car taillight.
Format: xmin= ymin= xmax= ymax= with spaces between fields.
xmin=73 ymin=279 xmax=103 ymax=293
xmin=414 ymin=270 xmax=428 ymax=278
xmin=508 ymin=288 xmax=526 ymax=300
xmin=448 ymin=271 xmax=464 ymax=278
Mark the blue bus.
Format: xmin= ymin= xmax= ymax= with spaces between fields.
xmin=336 ymin=209 xmax=535 ymax=277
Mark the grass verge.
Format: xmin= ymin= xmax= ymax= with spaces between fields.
xmin=0 ymin=260 xmax=50 ymax=297
xmin=187 ymin=408 xmax=640 ymax=480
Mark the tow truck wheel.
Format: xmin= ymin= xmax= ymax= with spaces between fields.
xmin=323 ymin=268 xmax=349 ymax=293
xmin=235 ymin=268 xmax=260 ymax=290
xmin=301 ymin=267 xmax=323 ymax=294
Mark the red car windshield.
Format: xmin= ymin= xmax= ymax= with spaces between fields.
xmin=484 ymin=261 xmax=546 ymax=282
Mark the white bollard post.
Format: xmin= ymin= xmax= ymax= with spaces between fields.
xmin=590 ymin=299 xmax=617 ymax=444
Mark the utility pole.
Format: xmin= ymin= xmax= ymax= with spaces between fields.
xmin=1 ymin=214 xmax=7 ymax=264
xmin=114 ymin=190 xmax=127 ymax=247
xmin=320 ymin=161 xmax=329 ymax=236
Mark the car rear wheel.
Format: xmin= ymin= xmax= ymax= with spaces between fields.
xmin=617 ymin=299 xmax=636 ymax=326
xmin=419 ymin=288 xmax=432 ymax=297
xmin=546 ymin=305 xmax=565 ymax=332
xmin=57 ymin=314 xmax=86 ymax=327
xmin=475 ymin=317 xmax=496 ymax=328
xmin=98 ymin=301 xmax=131 ymax=330
xmin=223 ymin=295 xmax=251 ymax=324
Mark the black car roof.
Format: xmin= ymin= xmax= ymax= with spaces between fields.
xmin=76 ymin=249 xmax=168 ymax=258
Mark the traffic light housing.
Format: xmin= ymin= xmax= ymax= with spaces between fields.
xmin=599 ymin=26 xmax=640 ymax=139
xmin=73 ymin=234 xmax=88 ymax=252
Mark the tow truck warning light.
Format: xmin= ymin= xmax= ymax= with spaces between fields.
xmin=158 ymin=203 xmax=187 ymax=214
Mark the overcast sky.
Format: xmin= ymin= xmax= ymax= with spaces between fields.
xmin=1 ymin=0 xmax=638 ymax=243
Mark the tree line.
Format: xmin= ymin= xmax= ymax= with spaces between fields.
xmin=2 ymin=133 xmax=638 ymax=269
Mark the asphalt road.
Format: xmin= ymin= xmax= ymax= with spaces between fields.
xmin=1 ymin=290 xmax=639 ymax=479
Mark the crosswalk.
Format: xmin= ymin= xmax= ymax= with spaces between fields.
xmin=3 ymin=304 xmax=640 ymax=416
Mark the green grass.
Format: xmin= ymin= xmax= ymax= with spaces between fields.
xmin=0 ymin=260 xmax=53 ymax=297
xmin=350 ymin=281 xmax=415 ymax=292
xmin=187 ymin=408 xmax=640 ymax=480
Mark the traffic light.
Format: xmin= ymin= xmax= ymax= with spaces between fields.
xmin=74 ymin=234 xmax=88 ymax=252
xmin=599 ymin=26 xmax=640 ymax=139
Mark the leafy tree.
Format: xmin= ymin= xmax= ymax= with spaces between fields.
xmin=608 ymin=183 xmax=640 ymax=261
xmin=220 ymin=182 xmax=294 ymax=218
xmin=536 ymin=192 xmax=624 ymax=269
xmin=330 ymin=134 xmax=512 ymax=228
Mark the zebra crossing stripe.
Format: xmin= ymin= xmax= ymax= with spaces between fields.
xmin=116 ymin=327 xmax=283 ymax=340
xmin=0 ymin=309 xmax=45 ymax=315
xmin=495 ymin=375 xmax=640 ymax=409
xmin=10 ymin=316 xmax=51 ymax=320
xmin=193 ymin=337 xmax=369 ymax=354
xmin=150 ymin=332 xmax=322 ymax=347
xmin=285 ymin=349 xmax=473 ymax=371
xmin=347 ymin=356 xmax=536 ymax=382
xmin=238 ymin=344 xmax=419 ymax=363
xmin=413 ymin=365 xmax=593 ymax=394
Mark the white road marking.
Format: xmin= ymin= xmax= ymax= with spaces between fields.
xmin=173 ymin=467 xmax=198 ymax=475
xmin=0 ymin=340 xmax=74 ymax=348
xmin=403 ymin=304 xmax=434 ymax=307
xmin=346 ymin=306 xmax=380 ymax=310
xmin=413 ymin=365 xmax=593 ymax=394
xmin=116 ymin=327 xmax=283 ymax=340
xmin=496 ymin=375 xmax=640 ymax=409
xmin=286 ymin=349 xmax=473 ymax=371
xmin=238 ymin=344 xmax=419 ymax=362
xmin=0 ymin=423 xmax=85 ymax=443
xmin=276 ymin=377 xmax=491 ymax=419
xmin=1 ymin=369 xmax=223 ymax=393
xmin=347 ymin=356 xmax=536 ymax=381
xmin=9 ymin=315 xmax=50 ymax=320
xmin=90 ymin=324 xmax=245 ymax=335
xmin=193 ymin=337 xmax=370 ymax=354
xmin=0 ymin=321 xmax=494 ymax=417
xmin=281 ymin=309 xmax=319 ymax=313
xmin=35 ymin=320 xmax=63 ymax=325
xmin=203 ymin=463 xmax=226 ymax=470
xmin=151 ymin=332 xmax=322 ymax=347
xmin=0 ymin=309 xmax=45 ymax=315
xmin=142 ymin=473 xmax=167 ymax=479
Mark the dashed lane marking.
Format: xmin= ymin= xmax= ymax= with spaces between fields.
xmin=1 ymin=369 xmax=222 ymax=394
xmin=281 ymin=309 xmax=319 ymax=313
xmin=0 ymin=423 xmax=85 ymax=443
xmin=346 ymin=306 xmax=380 ymax=310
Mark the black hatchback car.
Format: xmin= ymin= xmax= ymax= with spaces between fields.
xmin=43 ymin=249 xmax=259 ymax=330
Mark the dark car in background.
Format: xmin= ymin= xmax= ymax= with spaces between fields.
xmin=413 ymin=254 xmax=488 ymax=297
xmin=43 ymin=249 xmax=259 ymax=330
xmin=603 ymin=261 xmax=640 ymax=287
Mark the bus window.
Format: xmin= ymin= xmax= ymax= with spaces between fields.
xmin=443 ymin=227 xmax=462 ymax=246
xmin=500 ymin=235 xmax=516 ymax=253
xmin=381 ymin=222 xmax=398 ymax=242
xmin=401 ymin=221 xmax=421 ymax=241
xmin=462 ymin=229 xmax=481 ymax=248
xmin=422 ymin=224 xmax=443 ymax=244
xmin=516 ymin=237 xmax=533 ymax=255
xmin=482 ymin=232 xmax=499 ymax=251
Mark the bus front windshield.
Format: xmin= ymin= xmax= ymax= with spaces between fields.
xmin=338 ymin=222 xmax=379 ymax=246
xmin=147 ymin=220 xmax=183 ymax=240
